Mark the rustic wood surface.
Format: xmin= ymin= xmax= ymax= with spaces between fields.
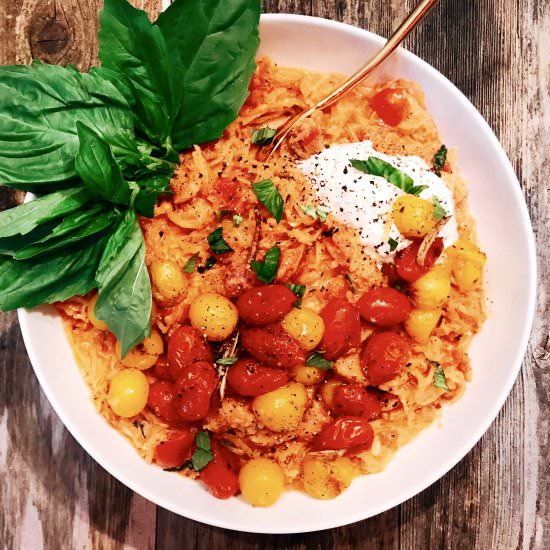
xmin=0 ymin=0 xmax=548 ymax=548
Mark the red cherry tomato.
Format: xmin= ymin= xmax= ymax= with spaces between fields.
xmin=310 ymin=416 xmax=374 ymax=451
xmin=240 ymin=324 xmax=306 ymax=368
xmin=381 ymin=262 xmax=401 ymax=286
xmin=394 ymin=238 xmax=444 ymax=283
xmin=154 ymin=427 xmax=197 ymax=469
xmin=200 ymin=439 xmax=240 ymax=499
xmin=332 ymin=384 xmax=383 ymax=421
xmin=319 ymin=299 xmax=361 ymax=360
xmin=167 ymin=326 xmax=213 ymax=380
xmin=361 ymin=331 xmax=410 ymax=386
xmin=147 ymin=381 xmax=181 ymax=424
xmin=153 ymin=355 xmax=172 ymax=381
xmin=371 ymin=87 xmax=408 ymax=126
xmin=226 ymin=358 xmax=289 ymax=396
xmin=236 ymin=285 xmax=296 ymax=325
xmin=357 ymin=287 xmax=412 ymax=326
xmin=174 ymin=361 xmax=218 ymax=422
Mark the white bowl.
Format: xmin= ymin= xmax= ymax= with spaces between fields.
xmin=18 ymin=14 xmax=536 ymax=533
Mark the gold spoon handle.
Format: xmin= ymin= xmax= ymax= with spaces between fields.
xmin=265 ymin=0 xmax=440 ymax=158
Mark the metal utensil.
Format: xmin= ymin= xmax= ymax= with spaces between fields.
xmin=262 ymin=0 xmax=440 ymax=159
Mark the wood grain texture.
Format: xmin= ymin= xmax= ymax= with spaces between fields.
xmin=0 ymin=0 xmax=548 ymax=548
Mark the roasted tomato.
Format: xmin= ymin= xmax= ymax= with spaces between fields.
xmin=236 ymin=285 xmax=296 ymax=325
xmin=357 ymin=287 xmax=412 ymax=326
xmin=200 ymin=439 xmax=240 ymax=499
xmin=153 ymin=355 xmax=172 ymax=381
xmin=167 ymin=326 xmax=213 ymax=380
xmin=147 ymin=381 xmax=181 ymax=424
xmin=154 ymin=427 xmax=197 ymax=469
xmin=394 ymin=238 xmax=444 ymax=283
xmin=226 ymin=358 xmax=288 ymax=396
xmin=310 ymin=416 xmax=374 ymax=452
xmin=240 ymin=324 xmax=306 ymax=368
xmin=361 ymin=331 xmax=411 ymax=386
xmin=175 ymin=361 xmax=218 ymax=421
xmin=319 ymin=299 xmax=361 ymax=360
xmin=332 ymin=384 xmax=383 ymax=421
xmin=371 ymin=86 xmax=408 ymax=127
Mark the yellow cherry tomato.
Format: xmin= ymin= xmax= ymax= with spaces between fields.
xmin=301 ymin=456 xmax=357 ymax=500
xmin=252 ymin=382 xmax=308 ymax=432
xmin=107 ymin=368 xmax=149 ymax=418
xmin=150 ymin=260 xmax=186 ymax=302
xmin=392 ymin=195 xmax=438 ymax=238
xmin=281 ymin=307 xmax=324 ymax=351
xmin=290 ymin=365 xmax=326 ymax=386
xmin=189 ymin=293 xmax=238 ymax=341
xmin=116 ymin=330 xmax=164 ymax=370
xmin=411 ymin=265 xmax=451 ymax=309
xmin=239 ymin=458 xmax=285 ymax=507
xmin=452 ymin=259 xmax=484 ymax=292
xmin=319 ymin=379 xmax=343 ymax=408
xmin=404 ymin=308 xmax=442 ymax=344
xmin=88 ymin=293 xmax=108 ymax=331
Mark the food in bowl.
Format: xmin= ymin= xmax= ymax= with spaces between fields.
xmin=56 ymin=57 xmax=487 ymax=506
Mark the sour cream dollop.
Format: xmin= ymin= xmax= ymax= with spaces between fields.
xmin=299 ymin=140 xmax=458 ymax=261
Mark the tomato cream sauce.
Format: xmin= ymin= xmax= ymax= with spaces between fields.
xmin=299 ymin=141 xmax=458 ymax=262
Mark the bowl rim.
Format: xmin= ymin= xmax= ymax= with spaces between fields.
xmin=17 ymin=13 xmax=537 ymax=534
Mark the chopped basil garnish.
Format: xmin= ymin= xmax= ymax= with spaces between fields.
xmin=433 ymin=145 xmax=448 ymax=177
xmin=432 ymin=196 xmax=446 ymax=220
xmin=388 ymin=237 xmax=399 ymax=251
xmin=216 ymin=357 xmax=238 ymax=366
xmin=286 ymin=283 xmax=306 ymax=307
xmin=350 ymin=157 xmax=428 ymax=196
xmin=197 ymin=257 xmax=217 ymax=273
xmin=432 ymin=362 xmax=449 ymax=390
xmin=183 ymin=252 xmax=199 ymax=273
xmin=233 ymin=214 xmax=243 ymax=227
xmin=251 ymin=244 xmax=280 ymax=283
xmin=207 ymin=227 xmax=233 ymax=254
xmin=252 ymin=179 xmax=284 ymax=223
xmin=306 ymin=351 xmax=333 ymax=370
xmin=251 ymin=126 xmax=277 ymax=146
xmin=191 ymin=431 xmax=214 ymax=471
xmin=300 ymin=204 xmax=330 ymax=222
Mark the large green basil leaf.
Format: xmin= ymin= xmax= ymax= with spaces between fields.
xmin=156 ymin=0 xmax=260 ymax=149
xmin=0 ymin=62 xmax=138 ymax=187
xmin=133 ymin=174 xmax=172 ymax=218
xmin=99 ymin=0 xmax=176 ymax=146
xmin=75 ymin=122 xmax=131 ymax=205
xmin=0 ymin=237 xmax=106 ymax=311
xmin=0 ymin=188 xmax=90 ymax=239
xmin=95 ymin=210 xmax=152 ymax=356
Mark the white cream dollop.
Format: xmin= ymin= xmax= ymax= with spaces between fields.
xmin=298 ymin=140 xmax=458 ymax=261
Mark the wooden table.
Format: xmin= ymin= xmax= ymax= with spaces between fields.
xmin=0 ymin=1 xmax=548 ymax=548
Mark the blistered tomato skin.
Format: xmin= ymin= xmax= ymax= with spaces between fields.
xmin=357 ymin=287 xmax=412 ymax=327
xmin=200 ymin=439 xmax=240 ymax=499
xmin=147 ymin=381 xmax=181 ymax=424
xmin=167 ymin=326 xmax=213 ymax=380
xmin=394 ymin=238 xmax=444 ymax=283
xmin=371 ymin=87 xmax=408 ymax=127
xmin=310 ymin=416 xmax=375 ymax=452
xmin=361 ymin=331 xmax=411 ymax=386
xmin=319 ymin=299 xmax=361 ymax=360
xmin=332 ymin=384 xmax=383 ymax=421
xmin=226 ymin=358 xmax=288 ymax=397
xmin=174 ymin=361 xmax=218 ymax=422
xmin=236 ymin=285 xmax=296 ymax=325
xmin=154 ymin=427 xmax=197 ymax=469
xmin=240 ymin=324 xmax=306 ymax=368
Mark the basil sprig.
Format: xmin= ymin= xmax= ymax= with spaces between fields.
xmin=251 ymin=244 xmax=280 ymax=284
xmin=0 ymin=0 xmax=261 ymax=356
xmin=251 ymin=127 xmax=277 ymax=146
xmin=191 ymin=431 xmax=214 ymax=471
xmin=252 ymin=179 xmax=284 ymax=223
xmin=306 ymin=351 xmax=333 ymax=370
xmin=350 ymin=157 xmax=428 ymax=196
xmin=432 ymin=144 xmax=448 ymax=177
xmin=431 ymin=361 xmax=450 ymax=390
xmin=432 ymin=196 xmax=447 ymax=220
xmin=286 ymin=284 xmax=306 ymax=307
xmin=208 ymin=227 xmax=234 ymax=254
